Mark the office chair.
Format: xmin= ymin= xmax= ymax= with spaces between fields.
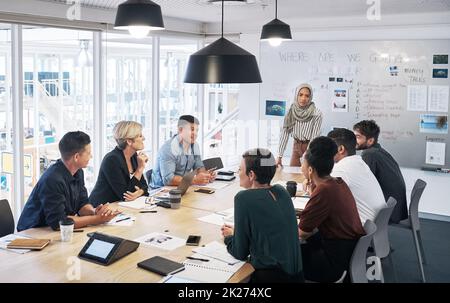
xmin=0 ymin=199 xmax=15 ymax=237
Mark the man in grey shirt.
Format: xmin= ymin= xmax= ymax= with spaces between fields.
xmin=150 ymin=115 xmax=215 ymax=188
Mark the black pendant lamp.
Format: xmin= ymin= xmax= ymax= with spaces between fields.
xmin=184 ymin=0 xmax=262 ymax=83
xmin=260 ymin=0 xmax=292 ymax=46
xmin=114 ymin=0 xmax=164 ymax=39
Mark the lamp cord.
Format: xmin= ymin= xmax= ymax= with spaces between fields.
xmin=221 ymin=0 xmax=224 ymax=38
xmin=275 ymin=0 xmax=278 ymax=19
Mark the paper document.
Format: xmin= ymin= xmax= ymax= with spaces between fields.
xmin=173 ymin=252 xmax=245 ymax=283
xmin=135 ymin=232 xmax=186 ymax=251
xmin=426 ymin=141 xmax=446 ymax=166
xmin=197 ymin=208 xmax=234 ymax=226
xmin=193 ymin=241 xmax=242 ymax=265
xmin=106 ymin=213 xmax=136 ymax=226
xmin=0 ymin=234 xmax=32 ymax=254
xmin=118 ymin=196 xmax=156 ymax=210
xmin=407 ymin=85 xmax=427 ymax=111
xmin=428 ymin=85 xmax=449 ymax=112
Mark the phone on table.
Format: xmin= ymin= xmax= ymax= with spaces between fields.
xmin=186 ymin=235 xmax=201 ymax=246
xmin=194 ymin=188 xmax=215 ymax=194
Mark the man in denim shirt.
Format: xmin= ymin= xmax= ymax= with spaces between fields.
xmin=150 ymin=115 xmax=215 ymax=188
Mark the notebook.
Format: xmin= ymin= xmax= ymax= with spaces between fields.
xmin=137 ymin=256 xmax=185 ymax=276
xmin=6 ymin=238 xmax=51 ymax=250
xmin=172 ymin=253 xmax=245 ymax=283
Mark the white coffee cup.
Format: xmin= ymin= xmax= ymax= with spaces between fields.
xmin=59 ymin=217 xmax=74 ymax=242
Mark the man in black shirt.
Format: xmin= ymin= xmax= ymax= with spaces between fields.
xmin=353 ymin=120 xmax=408 ymax=223
xmin=17 ymin=131 xmax=119 ymax=231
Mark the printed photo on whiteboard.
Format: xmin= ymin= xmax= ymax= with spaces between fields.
xmin=331 ymin=89 xmax=348 ymax=112
xmin=329 ymin=77 xmax=335 ymax=82
xmin=389 ymin=66 xmax=399 ymax=76
xmin=433 ymin=54 xmax=448 ymax=65
xmin=425 ymin=141 xmax=446 ymax=166
xmin=419 ymin=114 xmax=448 ymax=134
xmin=265 ymin=100 xmax=286 ymax=117
xmin=432 ymin=69 xmax=448 ymax=79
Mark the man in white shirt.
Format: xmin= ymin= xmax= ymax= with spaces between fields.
xmin=327 ymin=128 xmax=386 ymax=224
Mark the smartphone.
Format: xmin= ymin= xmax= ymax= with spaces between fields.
xmin=186 ymin=235 xmax=201 ymax=246
xmin=194 ymin=188 xmax=215 ymax=194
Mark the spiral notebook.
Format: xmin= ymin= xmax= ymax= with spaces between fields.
xmin=171 ymin=252 xmax=245 ymax=283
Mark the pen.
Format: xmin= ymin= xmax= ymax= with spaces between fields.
xmin=73 ymin=229 xmax=84 ymax=232
xmin=115 ymin=217 xmax=131 ymax=223
xmin=186 ymin=256 xmax=209 ymax=262
xmin=139 ymin=210 xmax=157 ymax=213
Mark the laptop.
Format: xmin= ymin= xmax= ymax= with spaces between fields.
xmin=152 ymin=170 xmax=196 ymax=201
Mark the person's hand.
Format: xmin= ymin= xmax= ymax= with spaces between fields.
xmin=123 ymin=186 xmax=144 ymax=201
xmin=137 ymin=152 xmax=149 ymax=170
xmin=221 ymin=224 xmax=234 ymax=237
xmin=276 ymin=157 xmax=283 ymax=168
xmin=207 ymin=168 xmax=217 ymax=182
xmin=96 ymin=209 xmax=121 ymax=224
xmin=95 ymin=203 xmax=121 ymax=218
xmin=194 ymin=172 xmax=210 ymax=185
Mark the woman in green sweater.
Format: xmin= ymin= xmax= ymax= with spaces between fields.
xmin=221 ymin=148 xmax=303 ymax=283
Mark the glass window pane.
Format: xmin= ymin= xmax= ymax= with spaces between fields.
xmin=22 ymin=27 xmax=95 ymax=197
xmin=103 ymin=32 xmax=153 ymax=166
xmin=0 ymin=24 xmax=13 ymax=211
xmin=159 ymin=37 xmax=199 ymax=146
xmin=203 ymin=84 xmax=240 ymax=167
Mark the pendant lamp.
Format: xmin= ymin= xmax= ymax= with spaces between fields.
xmin=114 ymin=0 xmax=164 ymax=39
xmin=184 ymin=0 xmax=262 ymax=83
xmin=260 ymin=0 xmax=292 ymax=46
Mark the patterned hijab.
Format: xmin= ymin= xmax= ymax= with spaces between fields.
xmin=283 ymin=83 xmax=316 ymax=130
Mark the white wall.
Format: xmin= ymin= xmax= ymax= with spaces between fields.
xmin=237 ymin=22 xmax=450 ymax=220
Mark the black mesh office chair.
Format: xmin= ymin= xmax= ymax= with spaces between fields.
xmin=145 ymin=169 xmax=153 ymax=187
xmin=0 ymin=199 xmax=15 ymax=237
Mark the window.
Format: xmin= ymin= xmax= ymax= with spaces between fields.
xmin=0 ymin=24 xmax=13 ymax=210
xmin=159 ymin=37 xmax=199 ymax=146
xmin=203 ymin=84 xmax=240 ymax=167
xmin=104 ymin=32 xmax=153 ymax=166
xmin=22 ymin=27 xmax=95 ymax=195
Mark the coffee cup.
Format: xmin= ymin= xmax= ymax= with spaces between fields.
xmin=59 ymin=217 xmax=74 ymax=242
xmin=169 ymin=189 xmax=182 ymax=209
xmin=286 ymin=181 xmax=297 ymax=197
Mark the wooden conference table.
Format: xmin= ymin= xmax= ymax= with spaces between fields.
xmin=0 ymin=168 xmax=303 ymax=283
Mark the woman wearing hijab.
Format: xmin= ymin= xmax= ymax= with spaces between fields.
xmin=276 ymin=83 xmax=323 ymax=167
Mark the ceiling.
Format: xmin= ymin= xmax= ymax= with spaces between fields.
xmin=35 ymin=0 xmax=450 ymax=24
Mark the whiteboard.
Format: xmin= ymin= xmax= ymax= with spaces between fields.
xmin=259 ymin=40 xmax=450 ymax=169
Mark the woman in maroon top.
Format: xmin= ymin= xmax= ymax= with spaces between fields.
xmin=299 ymin=136 xmax=365 ymax=282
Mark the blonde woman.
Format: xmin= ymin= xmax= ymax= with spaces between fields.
xmin=276 ymin=83 xmax=323 ymax=167
xmin=89 ymin=121 xmax=149 ymax=206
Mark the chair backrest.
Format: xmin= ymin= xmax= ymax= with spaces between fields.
xmin=202 ymin=157 xmax=224 ymax=170
xmin=409 ymin=179 xmax=427 ymax=230
xmin=145 ymin=169 xmax=153 ymax=186
xmin=373 ymin=197 xmax=397 ymax=259
xmin=350 ymin=220 xmax=377 ymax=283
xmin=0 ymin=199 xmax=15 ymax=237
